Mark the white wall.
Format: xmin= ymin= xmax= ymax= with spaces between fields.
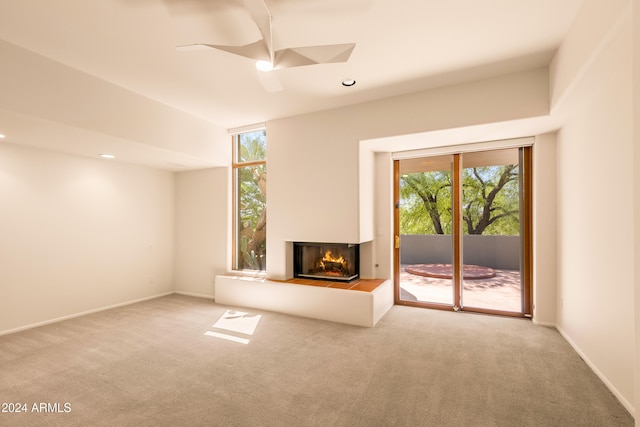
xmin=359 ymin=145 xmax=375 ymax=243
xmin=532 ymin=133 xmax=557 ymax=326
xmin=0 ymin=143 xmax=174 ymax=334
xmin=266 ymin=68 xmax=549 ymax=280
xmin=174 ymin=167 xmax=229 ymax=298
xmin=551 ymin=0 xmax=635 ymax=413
xmin=373 ymin=152 xmax=393 ymax=281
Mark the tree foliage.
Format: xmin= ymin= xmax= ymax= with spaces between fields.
xmin=237 ymin=131 xmax=267 ymax=270
xmin=462 ymin=165 xmax=519 ymax=235
xmin=401 ymin=170 xmax=452 ymax=234
xmin=400 ymin=164 xmax=520 ymax=235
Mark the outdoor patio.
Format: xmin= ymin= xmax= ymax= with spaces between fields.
xmin=399 ymin=264 xmax=522 ymax=313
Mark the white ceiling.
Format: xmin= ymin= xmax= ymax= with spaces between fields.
xmin=0 ymin=0 xmax=583 ymax=169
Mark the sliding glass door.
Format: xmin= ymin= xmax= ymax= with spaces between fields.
xmin=396 ymin=154 xmax=455 ymax=306
xmin=394 ymin=147 xmax=532 ymax=317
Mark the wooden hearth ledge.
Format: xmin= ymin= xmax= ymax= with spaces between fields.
xmin=214 ymin=275 xmax=393 ymax=327
xmin=277 ymin=278 xmax=385 ymax=292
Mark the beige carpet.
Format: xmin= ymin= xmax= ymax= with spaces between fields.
xmin=0 ymin=294 xmax=633 ymax=426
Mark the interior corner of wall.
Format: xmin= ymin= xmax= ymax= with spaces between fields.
xmin=550 ymin=0 xmax=632 ymax=114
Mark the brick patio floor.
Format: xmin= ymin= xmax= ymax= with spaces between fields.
xmin=399 ymin=265 xmax=522 ymax=313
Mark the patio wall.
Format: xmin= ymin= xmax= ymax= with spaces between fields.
xmin=400 ymin=234 xmax=520 ymax=270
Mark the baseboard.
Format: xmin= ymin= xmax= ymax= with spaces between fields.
xmin=532 ymin=319 xmax=555 ymax=327
xmin=0 ymin=291 xmax=174 ymax=337
xmin=556 ymin=325 xmax=635 ymax=417
xmin=174 ymin=291 xmax=215 ymax=300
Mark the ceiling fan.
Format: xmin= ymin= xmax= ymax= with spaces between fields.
xmin=177 ymin=0 xmax=356 ymax=92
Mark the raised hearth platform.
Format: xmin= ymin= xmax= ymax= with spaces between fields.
xmin=214 ymin=275 xmax=393 ymax=327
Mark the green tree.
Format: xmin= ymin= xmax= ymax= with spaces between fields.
xmin=400 ymin=164 xmax=519 ymax=236
xmin=462 ymin=165 xmax=519 ymax=235
xmin=401 ymin=171 xmax=452 ymax=234
xmin=237 ymin=131 xmax=267 ymax=270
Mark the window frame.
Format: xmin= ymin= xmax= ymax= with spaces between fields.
xmin=231 ymin=129 xmax=267 ymax=273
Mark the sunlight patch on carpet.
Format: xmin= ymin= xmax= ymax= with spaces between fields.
xmin=205 ymin=310 xmax=262 ymax=344
xmin=213 ymin=310 xmax=262 ymax=335
xmin=204 ymin=331 xmax=250 ymax=344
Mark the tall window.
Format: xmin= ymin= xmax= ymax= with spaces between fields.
xmin=233 ymin=129 xmax=267 ymax=272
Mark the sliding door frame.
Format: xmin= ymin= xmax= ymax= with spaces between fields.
xmin=393 ymin=146 xmax=533 ymax=319
xmin=452 ymin=154 xmax=462 ymax=310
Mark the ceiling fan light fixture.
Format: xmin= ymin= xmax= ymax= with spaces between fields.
xmin=341 ymin=79 xmax=356 ymax=87
xmin=256 ymin=60 xmax=274 ymax=72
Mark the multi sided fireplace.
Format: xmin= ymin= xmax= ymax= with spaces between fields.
xmin=293 ymin=242 xmax=360 ymax=282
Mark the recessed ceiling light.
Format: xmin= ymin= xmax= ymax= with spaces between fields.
xmin=99 ymin=153 xmax=115 ymax=159
xmin=341 ymin=79 xmax=356 ymax=87
xmin=0 ymin=134 xmax=5 ymax=139
xmin=256 ymin=60 xmax=274 ymax=72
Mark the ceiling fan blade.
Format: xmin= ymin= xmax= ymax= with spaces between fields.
xmin=243 ymin=0 xmax=273 ymax=61
xmin=176 ymin=2 xmax=356 ymax=93
xmin=178 ymin=40 xmax=270 ymax=61
xmin=176 ymin=44 xmax=211 ymax=52
xmin=257 ymin=70 xmax=284 ymax=93
xmin=274 ymin=43 xmax=356 ymax=69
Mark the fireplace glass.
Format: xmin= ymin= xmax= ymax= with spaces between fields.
xmin=293 ymin=242 xmax=359 ymax=282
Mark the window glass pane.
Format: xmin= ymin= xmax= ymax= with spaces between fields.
xmin=461 ymin=148 xmax=522 ymax=312
xmin=398 ymin=155 xmax=454 ymax=305
xmin=236 ymin=163 xmax=267 ymax=271
xmin=237 ymin=130 xmax=266 ymax=162
xmin=461 ymin=149 xmax=520 ymax=236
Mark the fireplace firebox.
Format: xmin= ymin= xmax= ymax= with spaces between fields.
xmin=294 ymin=242 xmax=359 ymax=282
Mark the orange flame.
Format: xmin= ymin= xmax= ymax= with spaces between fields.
xmin=322 ymin=250 xmax=345 ymax=264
